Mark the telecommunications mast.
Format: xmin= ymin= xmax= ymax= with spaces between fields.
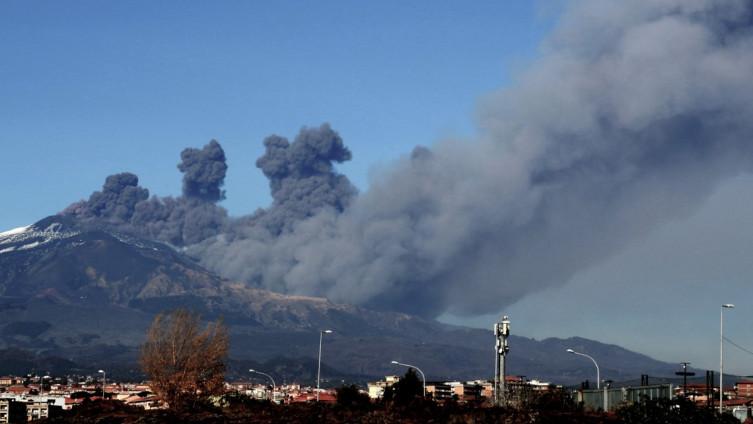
xmin=493 ymin=315 xmax=510 ymax=406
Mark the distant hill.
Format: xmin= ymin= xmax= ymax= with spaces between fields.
xmin=0 ymin=215 xmax=686 ymax=384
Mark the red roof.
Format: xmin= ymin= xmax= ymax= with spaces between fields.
xmin=291 ymin=392 xmax=336 ymax=403
xmin=722 ymin=398 xmax=751 ymax=406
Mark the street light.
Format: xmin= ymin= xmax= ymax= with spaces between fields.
xmin=566 ymin=349 xmax=600 ymax=389
xmin=317 ymin=329 xmax=333 ymax=401
xmin=391 ymin=360 xmax=426 ymax=397
xmin=249 ymin=369 xmax=276 ymax=401
xmin=720 ymin=303 xmax=734 ymax=413
xmin=97 ymin=370 xmax=106 ymax=398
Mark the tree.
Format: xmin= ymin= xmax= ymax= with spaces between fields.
xmin=335 ymin=384 xmax=371 ymax=409
xmin=390 ymin=368 xmax=423 ymax=405
xmin=140 ymin=309 xmax=229 ymax=410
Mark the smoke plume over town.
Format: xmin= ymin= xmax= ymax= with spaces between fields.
xmin=64 ymin=0 xmax=753 ymax=318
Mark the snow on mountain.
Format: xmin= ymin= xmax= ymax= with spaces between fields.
xmin=0 ymin=216 xmax=80 ymax=254
xmin=0 ymin=225 xmax=29 ymax=237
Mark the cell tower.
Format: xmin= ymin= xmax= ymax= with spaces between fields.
xmin=493 ymin=315 xmax=510 ymax=406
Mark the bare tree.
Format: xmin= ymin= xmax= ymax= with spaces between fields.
xmin=141 ymin=309 xmax=229 ymax=410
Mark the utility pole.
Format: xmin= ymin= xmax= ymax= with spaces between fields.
xmin=675 ymin=362 xmax=695 ymax=399
xmin=493 ymin=316 xmax=510 ymax=406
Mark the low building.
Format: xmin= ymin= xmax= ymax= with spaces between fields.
xmin=426 ymin=381 xmax=484 ymax=403
xmin=0 ymin=378 xmax=18 ymax=388
xmin=367 ymin=376 xmax=399 ymax=399
xmin=426 ymin=382 xmax=452 ymax=401
xmin=25 ymin=401 xmax=62 ymax=421
xmin=737 ymin=381 xmax=753 ymax=399
xmin=0 ymin=399 xmax=26 ymax=424
xmin=124 ymin=394 xmax=164 ymax=410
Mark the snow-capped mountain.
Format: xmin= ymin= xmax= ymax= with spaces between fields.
xmin=0 ymin=216 xmax=78 ymax=255
xmin=0 ymin=215 xmax=682 ymax=383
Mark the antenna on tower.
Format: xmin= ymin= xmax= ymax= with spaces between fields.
xmin=493 ymin=315 xmax=510 ymax=406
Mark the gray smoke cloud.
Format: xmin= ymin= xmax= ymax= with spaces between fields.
xmin=253 ymin=124 xmax=357 ymax=234
xmin=189 ymin=0 xmax=753 ymax=317
xmin=64 ymin=140 xmax=229 ymax=246
xmin=64 ymin=173 xmax=149 ymax=223
xmin=179 ymin=139 xmax=228 ymax=202
xmin=62 ymin=0 xmax=753 ymax=318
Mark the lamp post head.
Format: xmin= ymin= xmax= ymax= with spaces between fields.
xmin=249 ymin=369 xmax=255 ymax=373
xmin=566 ymin=349 xmax=575 ymax=354
xmin=98 ymin=370 xmax=105 ymax=374
xmin=322 ymin=329 xmax=333 ymax=334
xmin=722 ymin=304 xmax=735 ymax=309
xmin=391 ymin=360 xmax=399 ymax=365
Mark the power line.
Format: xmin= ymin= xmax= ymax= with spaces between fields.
xmin=723 ymin=336 xmax=753 ymax=357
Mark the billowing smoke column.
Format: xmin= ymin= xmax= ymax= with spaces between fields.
xmin=66 ymin=0 xmax=753 ymax=318
xmin=64 ymin=140 xmax=229 ymax=246
xmin=179 ymin=140 xmax=228 ymax=202
xmin=65 ymin=173 xmax=149 ymax=222
xmin=253 ymin=124 xmax=357 ymax=234
xmin=191 ymin=0 xmax=753 ymax=317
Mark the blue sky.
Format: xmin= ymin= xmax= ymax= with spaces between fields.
xmin=3 ymin=1 xmax=753 ymax=376
xmin=0 ymin=0 xmax=548 ymax=228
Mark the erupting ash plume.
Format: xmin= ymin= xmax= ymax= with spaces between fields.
xmin=179 ymin=140 xmax=228 ymax=202
xmin=66 ymin=0 xmax=753 ymax=318
xmin=65 ymin=140 xmax=228 ymax=246
xmin=253 ymin=124 xmax=357 ymax=234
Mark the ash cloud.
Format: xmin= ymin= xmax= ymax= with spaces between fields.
xmin=64 ymin=0 xmax=753 ymax=318
xmin=179 ymin=139 xmax=228 ymax=202
xmin=253 ymin=124 xmax=357 ymax=234
xmin=64 ymin=140 xmax=229 ymax=246
xmin=190 ymin=0 xmax=753 ymax=317
xmin=64 ymin=173 xmax=149 ymax=223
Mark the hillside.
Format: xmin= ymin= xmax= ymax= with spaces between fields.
xmin=0 ymin=215 xmax=684 ymax=384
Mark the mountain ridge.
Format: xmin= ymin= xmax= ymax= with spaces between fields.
xmin=0 ymin=215 xmax=688 ymax=384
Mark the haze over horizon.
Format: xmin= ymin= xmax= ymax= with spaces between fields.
xmin=2 ymin=0 xmax=753 ymax=376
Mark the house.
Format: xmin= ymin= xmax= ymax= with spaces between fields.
xmin=63 ymin=397 xmax=85 ymax=410
xmin=738 ymin=381 xmax=753 ymax=399
xmin=0 ymin=378 xmax=18 ymax=388
xmin=4 ymin=387 xmax=27 ymax=396
xmin=290 ymin=391 xmax=336 ymax=403
xmin=367 ymin=376 xmax=399 ymax=399
xmin=124 ymin=395 xmax=164 ymax=410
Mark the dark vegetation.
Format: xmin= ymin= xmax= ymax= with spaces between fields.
xmin=39 ymin=395 xmax=743 ymax=424
xmin=38 ymin=382 xmax=743 ymax=424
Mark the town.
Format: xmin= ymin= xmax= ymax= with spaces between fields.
xmin=2 ymin=369 xmax=753 ymax=422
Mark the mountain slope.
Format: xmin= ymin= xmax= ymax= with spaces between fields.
xmin=0 ymin=215 xmax=684 ymax=384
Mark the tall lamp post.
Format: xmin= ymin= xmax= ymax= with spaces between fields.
xmin=97 ymin=369 xmax=106 ymax=398
xmin=566 ymin=349 xmax=600 ymax=389
xmin=317 ymin=329 xmax=333 ymax=401
xmin=391 ymin=360 xmax=426 ymax=397
xmin=249 ymin=369 xmax=276 ymax=401
xmin=720 ymin=303 xmax=734 ymax=414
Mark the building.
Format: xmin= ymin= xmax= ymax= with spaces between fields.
xmin=124 ymin=394 xmax=164 ymax=410
xmin=737 ymin=381 xmax=753 ymax=399
xmin=0 ymin=378 xmax=18 ymax=388
xmin=25 ymin=400 xmax=62 ymax=421
xmin=425 ymin=381 xmax=484 ymax=403
xmin=425 ymin=382 xmax=453 ymax=401
xmin=367 ymin=376 xmax=399 ymax=399
xmin=0 ymin=399 xmax=25 ymax=424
